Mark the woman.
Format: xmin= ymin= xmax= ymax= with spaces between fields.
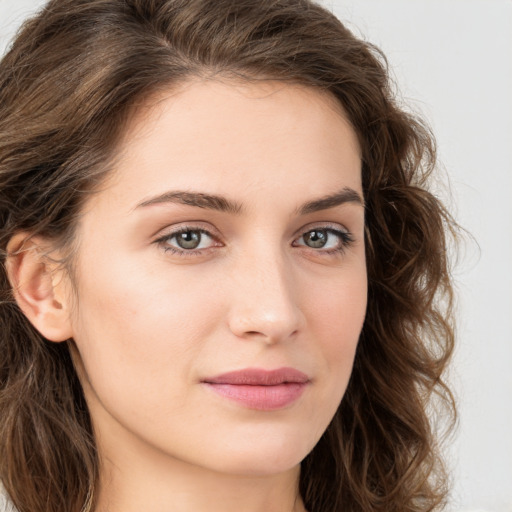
xmin=0 ymin=1 xmax=457 ymax=511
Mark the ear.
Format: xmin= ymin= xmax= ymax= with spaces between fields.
xmin=6 ymin=233 xmax=74 ymax=342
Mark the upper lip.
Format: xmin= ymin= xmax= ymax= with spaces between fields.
xmin=202 ymin=367 xmax=310 ymax=386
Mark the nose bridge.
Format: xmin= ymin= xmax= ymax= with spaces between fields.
xmin=228 ymin=239 xmax=304 ymax=342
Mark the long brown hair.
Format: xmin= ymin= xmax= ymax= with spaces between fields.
xmin=0 ymin=1 xmax=457 ymax=511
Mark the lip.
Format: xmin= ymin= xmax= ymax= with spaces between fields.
xmin=202 ymin=367 xmax=310 ymax=411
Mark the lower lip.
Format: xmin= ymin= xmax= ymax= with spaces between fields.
xmin=203 ymin=382 xmax=308 ymax=411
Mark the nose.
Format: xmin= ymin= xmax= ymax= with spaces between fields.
xmin=227 ymin=249 xmax=305 ymax=344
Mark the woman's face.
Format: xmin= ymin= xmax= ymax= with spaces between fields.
xmin=66 ymin=79 xmax=367 ymax=477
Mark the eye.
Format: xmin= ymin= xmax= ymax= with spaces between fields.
xmin=293 ymin=227 xmax=353 ymax=253
xmin=173 ymin=230 xmax=204 ymax=250
xmin=302 ymin=230 xmax=330 ymax=249
xmin=155 ymin=227 xmax=219 ymax=254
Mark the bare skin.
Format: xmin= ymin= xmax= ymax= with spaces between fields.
xmin=9 ymin=79 xmax=366 ymax=512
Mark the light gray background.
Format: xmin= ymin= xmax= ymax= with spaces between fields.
xmin=1 ymin=1 xmax=511 ymax=511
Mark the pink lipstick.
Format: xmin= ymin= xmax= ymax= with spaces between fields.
xmin=202 ymin=367 xmax=309 ymax=411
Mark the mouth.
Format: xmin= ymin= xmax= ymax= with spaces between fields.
xmin=201 ymin=367 xmax=310 ymax=411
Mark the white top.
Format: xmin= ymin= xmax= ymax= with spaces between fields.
xmin=0 ymin=484 xmax=17 ymax=512
xmin=0 ymin=483 xmax=498 ymax=512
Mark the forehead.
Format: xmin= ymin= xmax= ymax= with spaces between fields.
xmin=91 ymin=79 xmax=362 ymax=214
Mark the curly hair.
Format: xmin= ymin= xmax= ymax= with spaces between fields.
xmin=0 ymin=1 xmax=456 ymax=511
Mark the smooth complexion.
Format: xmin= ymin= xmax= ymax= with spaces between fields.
xmin=42 ymin=80 xmax=367 ymax=512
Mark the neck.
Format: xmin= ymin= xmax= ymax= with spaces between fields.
xmin=93 ymin=426 xmax=307 ymax=512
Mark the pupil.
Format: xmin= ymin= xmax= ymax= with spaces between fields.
xmin=177 ymin=231 xmax=201 ymax=249
xmin=305 ymin=230 xmax=327 ymax=248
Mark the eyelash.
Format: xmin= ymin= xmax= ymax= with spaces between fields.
xmin=292 ymin=226 xmax=355 ymax=256
xmin=154 ymin=226 xmax=218 ymax=258
xmin=154 ymin=224 xmax=354 ymax=258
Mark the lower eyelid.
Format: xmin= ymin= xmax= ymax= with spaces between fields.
xmin=163 ymin=230 xmax=217 ymax=248
xmin=295 ymin=227 xmax=352 ymax=244
xmin=154 ymin=225 xmax=354 ymax=256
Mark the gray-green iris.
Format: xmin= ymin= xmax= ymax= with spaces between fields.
xmin=176 ymin=231 xmax=201 ymax=249
xmin=304 ymin=230 xmax=328 ymax=248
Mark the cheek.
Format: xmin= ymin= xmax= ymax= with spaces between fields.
xmin=68 ymin=257 xmax=224 ymax=411
xmin=306 ymin=267 xmax=367 ymax=384
xmin=284 ymin=266 xmax=366 ymax=445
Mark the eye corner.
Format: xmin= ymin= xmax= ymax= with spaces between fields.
xmin=293 ymin=225 xmax=355 ymax=255
xmin=153 ymin=225 xmax=224 ymax=258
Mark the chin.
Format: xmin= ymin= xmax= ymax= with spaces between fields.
xmin=202 ymin=433 xmax=315 ymax=477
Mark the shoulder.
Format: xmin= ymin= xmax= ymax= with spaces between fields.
xmin=0 ymin=484 xmax=17 ymax=512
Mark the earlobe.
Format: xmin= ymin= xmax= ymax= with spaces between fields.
xmin=6 ymin=233 xmax=74 ymax=342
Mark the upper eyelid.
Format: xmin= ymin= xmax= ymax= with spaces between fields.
xmin=153 ymin=221 xmax=353 ymax=244
xmin=153 ymin=222 xmax=221 ymax=240
xmin=291 ymin=221 xmax=350 ymax=240
xmin=293 ymin=227 xmax=353 ymax=245
xmin=155 ymin=228 xmax=220 ymax=246
xmin=154 ymin=228 xmax=220 ymax=256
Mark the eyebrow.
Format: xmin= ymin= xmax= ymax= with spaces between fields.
xmin=136 ymin=186 xmax=364 ymax=214
xmin=137 ymin=191 xmax=243 ymax=214
xmin=296 ymin=187 xmax=364 ymax=214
